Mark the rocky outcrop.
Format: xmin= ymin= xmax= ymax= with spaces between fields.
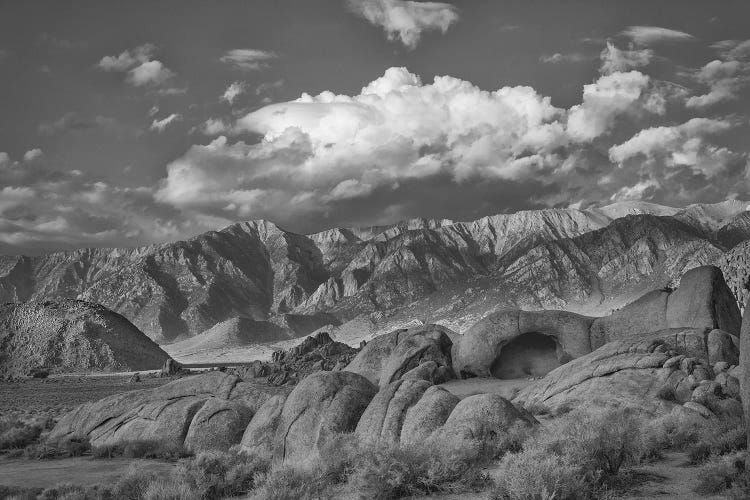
xmin=400 ymin=386 xmax=460 ymax=446
xmin=48 ymin=372 xmax=280 ymax=450
xmin=355 ymin=379 xmax=432 ymax=444
xmin=457 ymin=266 xmax=741 ymax=379
xmin=0 ymin=299 xmax=170 ymax=377
xmin=344 ymin=324 xmax=456 ymax=387
xmin=440 ymin=393 xmax=536 ymax=441
xmin=740 ymin=296 xmax=750 ymax=466
xmin=515 ymin=330 xmax=742 ymax=417
xmin=273 ymin=371 xmax=377 ymax=464
xmin=239 ymin=395 xmax=286 ymax=459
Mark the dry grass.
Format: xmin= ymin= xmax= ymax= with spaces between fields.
xmin=92 ymin=440 xmax=189 ymax=461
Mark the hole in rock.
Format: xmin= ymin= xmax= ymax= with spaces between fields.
xmin=491 ymin=332 xmax=563 ymax=379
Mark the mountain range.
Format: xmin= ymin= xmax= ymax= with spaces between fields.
xmin=2 ymin=200 xmax=750 ymax=362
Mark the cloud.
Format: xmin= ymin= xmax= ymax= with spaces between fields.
xmin=566 ymin=71 xmax=666 ymax=142
xmin=201 ymin=118 xmax=232 ymax=136
xmin=621 ymin=26 xmax=695 ymax=46
xmin=609 ymin=118 xmax=739 ymax=179
xmin=539 ymin=52 xmax=588 ymax=64
xmin=219 ymin=49 xmax=277 ymax=71
xmin=347 ymin=0 xmax=459 ymax=49
xmin=98 ymin=44 xmax=176 ymax=88
xmin=150 ymin=113 xmax=182 ymax=132
xmin=23 ymin=149 xmax=43 ymax=163
xmin=221 ymin=81 xmax=248 ymax=104
xmin=599 ymin=41 xmax=653 ymax=74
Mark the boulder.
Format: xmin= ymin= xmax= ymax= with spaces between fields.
xmin=716 ymin=372 xmax=740 ymax=400
xmin=184 ymin=398 xmax=254 ymax=453
xmin=455 ymin=309 xmax=593 ymax=379
xmin=240 ymin=395 xmax=287 ymax=459
xmin=356 ymin=379 xmax=432 ymax=445
xmin=666 ymin=266 xmax=741 ymax=335
xmin=48 ymin=372 xmax=275 ymax=450
xmin=683 ymin=401 xmax=715 ymax=419
xmin=400 ymin=360 xmax=453 ymax=384
xmin=707 ymin=329 xmax=740 ymax=365
xmin=440 ymin=393 xmax=536 ymax=442
xmin=400 ymin=386 xmax=460 ymax=446
xmin=741 ymin=296 xmax=750 ymax=466
xmin=514 ymin=337 xmax=675 ymax=416
xmin=590 ymin=290 xmax=669 ymax=348
xmin=345 ymin=324 xmax=456 ymax=387
xmin=273 ymin=371 xmax=376 ymax=464
xmin=691 ymin=382 xmax=722 ymax=410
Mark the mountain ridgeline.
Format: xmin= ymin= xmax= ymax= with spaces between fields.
xmin=2 ymin=200 xmax=750 ymax=345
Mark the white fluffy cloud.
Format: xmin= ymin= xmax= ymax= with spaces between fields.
xmin=621 ymin=26 xmax=695 ymax=46
xmin=98 ymin=44 xmax=176 ymax=88
xmin=347 ymin=0 xmax=459 ymax=49
xmin=23 ymin=148 xmax=43 ymax=162
xmin=219 ymin=49 xmax=277 ymax=71
xmin=687 ymin=46 xmax=750 ymax=108
xmin=609 ymin=118 xmax=737 ymax=178
xmin=221 ymin=81 xmax=248 ymax=104
xmin=150 ymin=113 xmax=182 ymax=132
xmin=599 ymin=42 xmax=652 ymax=74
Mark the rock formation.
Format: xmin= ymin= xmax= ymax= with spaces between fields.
xmin=0 ymin=299 xmax=170 ymax=377
xmin=456 ymin=266 xmax=741 ymax=379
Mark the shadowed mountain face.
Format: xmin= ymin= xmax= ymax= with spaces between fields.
xmin=1 ymin=201 xmax=749 ymax=345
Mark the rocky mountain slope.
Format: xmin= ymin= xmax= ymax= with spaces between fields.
xmin=1 ymin=200 xmax=749 ymax=351
xmin=0 ymin=299 xmax=170 ymax=377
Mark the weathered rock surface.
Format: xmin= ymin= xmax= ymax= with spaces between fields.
xmin=439 ymin=393 xmax=536 ymax=442
xmin=273 ymin=371 xmax=376 ymax=463
xmin=355 ymin=379 xmax=432 ymax=444
xmin=345 ymin=324 xmax=456 ymax=387
xmin=741 ymin=296 xmax=750 ymax=466
xmin=0 ymin=299 xmax=170 ymax=377
xmin=399 ymin=386 xmax=460 ymax=446
xmin=239 ymin=394 xmax=287 ymax=459
xmin=183 ymin=398 xmax=254 ymax=453
xmin=48 ymin=372 xmax=278 ymax=450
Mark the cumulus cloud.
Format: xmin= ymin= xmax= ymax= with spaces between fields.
xmin=150 ymin=65 xmax=707 ymax=232
xmin=566 ymin=71 xmax=665 ymax=142
xmin=609 ymin=118 xmax=739 ymax=179
xmin=599 ymin=41 xmax=652 ymax=74
xmin=201 ymin=118 xmax=232 ymax=136
xmin=621 ymin=26 xmax=695 ymax=46
xmin=23 ymin=149 xmax=43 ymax=163
xmin=150 ymin=113 xmax=182 ymax=132
xmin=347 ymin=0 xmax=459 ymax=49
xmin=219 ymin=49 xmax=277 ymax=71
xmin=221 ymin=81 xmax=248 ymax=104
xmin=98 ymin=44 xmax=176 ymax=88
xmin=687 ymin=45 xmax=750 ymax=109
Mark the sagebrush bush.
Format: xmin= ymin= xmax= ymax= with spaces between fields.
xmin=687 ymin=418 xmax=745 ymax=464
xmin=112 ymin=464 xmax=160 ymax=500
xmin=37 ymin=482 xmax=112 ymax=500
xmin=694 ymin=452 xmax=748 ymax=495
xmin=24 ymin=437 xmax=91 ymax=459
xmin=493 ymin=408 xmax=645 ymax=500
xmin=640 ymin=411 xmax=706 ymax=456
xmin=92 ymin=440 xmax=189 ymax=461
xmin=0 ymin=416 xmax=51 ymax=450
xmin=174 ymin=449 xmax=270 ymax=498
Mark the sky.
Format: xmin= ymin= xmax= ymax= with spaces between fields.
xmin=2 ymin=0 xmax=750 ymax=254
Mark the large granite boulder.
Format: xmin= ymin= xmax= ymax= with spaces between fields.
xmin=345 ymin=324 xmax=456 ymax=387
xmin=400 ymin=386 xmax=460 ymax=446
xmin=741 ymin=296 xmax=750 ymax=467
xmin=184 ymin=398 xmax=254 ymax=453
xmin=454 ymin=310 xmax=594 ymax=379
xmin=666 ymin=266 xmax=741 ymax=335
xmin=239 ymin=394 xmax=287 ymax=459
xmin=48 ymin=372 xmax=277 ymax=450
xmin=273 ymin=371 xmax=377 ymax=464
xmin=355 ymin=379 xmax=432 ymax=444
xmin=439 ymin=393 xmax=536 ymax=442
xmin=589 ymin=290 xmax=669 ymax=349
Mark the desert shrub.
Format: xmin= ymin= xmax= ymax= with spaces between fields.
xmin=174 ymin=449 xmax=270 ymax=498
xmin=694 ymin=452 xmax=748 ymax=495
xmin=0 ymin=416 xmax=51 ymax=450
xmin=142 ymin=478 xmax=201 ymax=500
xmin=0 ymin=485 xmax=42 ymax=500
xmin=687 ymin=418 xmax=745 ymax=464
xmin=26 ymin=437 xmax=91 ymax=459
xmin=493 ymin=408 xmax=645 ymax=500
xmin=112 ymin=464 xmax=161 ymax=500
xmin=641 ymin=411 xmax=706 ymax=455
xmin=37 ymin=483 xmax=112 ymax=500
xmin=92 ymin=440 xmax=189 ymax=461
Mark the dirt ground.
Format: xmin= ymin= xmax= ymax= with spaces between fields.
xmin=0 ymin=456 xmax=176 ymax=489
xmin=0 ymin=374 xmax=171 ymax=418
